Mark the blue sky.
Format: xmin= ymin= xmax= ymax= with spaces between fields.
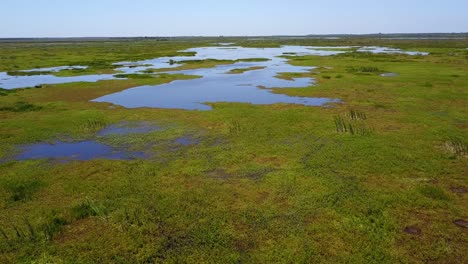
xmin=1 ymin=0 xmax=467 ymax=37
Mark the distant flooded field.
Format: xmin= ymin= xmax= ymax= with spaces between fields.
xmin=1 ymin=45 xmax=427 ymax=110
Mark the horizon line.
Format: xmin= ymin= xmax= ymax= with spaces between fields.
xmin=1 ymin=32 xmax=468 ymax=40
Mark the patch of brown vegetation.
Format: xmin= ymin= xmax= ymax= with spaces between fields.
xmin=54 ymin=217 xmax=107 ymax=244
xmin=404 ymin=226 xmax=422 ymax=235
xmin=206 ymin=169 xmax=232 ymax=180
xmin=453 ymin=219 xmax=468 ymax=228
xmin=450 ymin=187 xmax=467 ymax=194
xmin=253 ymin=155 xmax=286 ymax=167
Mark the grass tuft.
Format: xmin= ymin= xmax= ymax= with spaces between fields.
xmin=71 ymin=198 xmax=108 ymax=220
xmin=347 ymin=109 xmax=367 ymax=120
xmin=2 ymin=178 xmax=43 ymax=202
xmin=419 ymin=185 xmax=449 ymax=201
xmin=347 ymin=66 xmax=382 ymax=73
xmin=0 ymin=101 xmax=43 ymax=112
xmin=41 ymin=216 xmax=67 ymax=241
xmin=334 ymin=115 xmax=348 ymax=133
xmin=24 ymin=218 xmax=37 ymax=241
xmin=334 ymin=113 xmax=373 ymax=136
xmin=78 ymin=119 xmax=108 ymax=133
xmin=227 ymin=120 xmax=243 ymax=135
xmin=444 ymin=138 xmax=467 ymax=157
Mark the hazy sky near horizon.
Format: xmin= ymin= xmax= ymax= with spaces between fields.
xmin=1 ymin=0 xmax=467 ymax=37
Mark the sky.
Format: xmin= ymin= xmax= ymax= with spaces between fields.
xmin=1 ymin=0 xmax=467 ymax=38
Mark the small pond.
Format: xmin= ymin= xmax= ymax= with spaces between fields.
xmin=11 ymin=122 xmax=159 ymax=161
xmin=15 ymin=141 xmax=146 ymax=161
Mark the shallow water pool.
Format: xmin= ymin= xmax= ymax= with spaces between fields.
xmin=0 ymin=45 xmax=428 ymax=110
xmin=15 ymin=141 xmax=146 ymax=161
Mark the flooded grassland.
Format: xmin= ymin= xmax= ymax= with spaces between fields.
xmin=0 ymin=38 xmax=467 ymax=263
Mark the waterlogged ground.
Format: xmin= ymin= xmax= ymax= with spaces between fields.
xmin=15 ymin=141 xmax=146 ymax=161
xmin=0 ymin=38 xmax=466 ymax=263
xmin=11 ymin=122 xmax=161 ymax=161
xmin=1 ymin=45 xmax=426 ymax=110
xmin=6 ymin=122 xmax=197 ymax=162
xmin=93 ymin=60 xmax=333 ymax=110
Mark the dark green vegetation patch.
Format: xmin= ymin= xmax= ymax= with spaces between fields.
xmin=0 ymin=101 xmax=42 ymax=112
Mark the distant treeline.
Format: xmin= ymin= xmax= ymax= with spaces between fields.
xmin=0 ymin=33 xmax=467 ymax=44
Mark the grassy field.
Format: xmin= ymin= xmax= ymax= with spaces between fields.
xmin=0 ymin=38 xmax=467 ymax=263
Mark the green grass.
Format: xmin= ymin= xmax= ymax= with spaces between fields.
xmin=0 ymin=38 xmax=466 ymax=263
xmin=1 ymin=178 xmax=44 ymax=202
xmin=0 ymin=89 xmax=16 ymax=97
xmin=6 ymin=71 xmax=53 ymax=76
xmin=71 ymin=198 xmax=108 ymax=219
xmin=228 ymin=66 xmax=266 ymax=74
xmin=113 ymin=73 xmax=157 ymax=79
xmin=0 ymin=101 xmax=43 ymax=112
xmin=347 ymin=65 xmax=384 ymax=75
xmin=146 ymin=58 xmax=270 ymax=73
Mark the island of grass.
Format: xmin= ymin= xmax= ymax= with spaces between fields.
xmin=143 ymin=58 xmax=271 ymax=73
xmin=227 ymin=66 xmax=266 ymax=74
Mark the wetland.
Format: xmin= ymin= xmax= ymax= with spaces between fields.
xmin=0 ymin=37 xmax=466 ymax=263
